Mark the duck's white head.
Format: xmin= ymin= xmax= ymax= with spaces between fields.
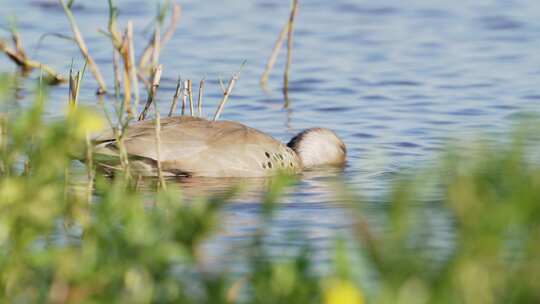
xmin=287 ymin=128 xmax=347 ymax=169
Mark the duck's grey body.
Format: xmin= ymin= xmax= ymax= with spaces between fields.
xmin=93 ymin=116 xmax=303 ymax=177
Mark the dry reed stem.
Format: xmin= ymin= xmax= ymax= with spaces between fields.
xmin=197 ymin=78 xmax=205 ymax=117
xmin=68 ymin=68 xmax=76 ymax=104
xmin=11 ymin=32 xmax=26 ymax=59
xmin=187 ymin=79 xmax=194 ymax=116
xmin=154 ymin=108 xmax=166 ymax=190
xmin=168 ymin=78 xmax=182 ymax=117
xmin=283 ymin=0 xmax=299 ymax=102
xmin=108 ymin=0 xmax=123 ymax=101
xmin=67 ymin=64 xmax=93 ymax=202
xmin=127 ymin=21 xmax=140 ymax=116
xmin=116 ymin=21 xmax=139 ymax=117
xmin=120 ymin=32 xmax=132 ymax=116
xmin=213 ymin=72 xmax=240 ymax=121
xmin=107 ymin=0 xmax=122 ymax=49
xmin=68 ymin=70 xmax=80 ymax=105
xmin=59 ymin=0 xmax=107 ymax=94
xmin=112 ymin=48 xmax=122 ymax=99
xmin=0 ymin=38 xmax=31 ymax=72
xmin=0 ymin=38 xmax=65 ymax=83
xmin=68 ymin=61 xmax=86 ymax=106
xmin=151 ymin=25 xmax=161 ymax=69
xmin=74 ymin=61 xmax=87 ymax=105
xmin=108 ymin=0 xmax=132 ymax=112
xmin=218 ymin=75 xmax=227 ymax=93
xmin=138 ymin=2 xmax=181 ymax=71
xmin=260 ymin=23 xmax=289 ymax=87
xmin=138 ymin=65 xmax=163 ymax=121
xmin=181 ymin=80 xmax=188 ymax=115
xmin=160 ymin=2 xmax=181 ymax=45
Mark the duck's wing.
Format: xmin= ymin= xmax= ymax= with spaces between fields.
xmin=92 ymin=116 xmax=205 ymax=144
xmin=94 ymin=117 xmax=257 ymax=176
xmin=93 ymin=116 xmax=300 ymax=177
xmin=181 ymin=126 xmax=301 ymax=177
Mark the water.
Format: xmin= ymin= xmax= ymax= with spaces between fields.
xmin=1 ymin=0 xmax=540 ymax=268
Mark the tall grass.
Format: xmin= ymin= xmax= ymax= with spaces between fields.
xmin=1 ymin=75 xmax=540 ymax=303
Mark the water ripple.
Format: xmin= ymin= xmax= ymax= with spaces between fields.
xmin=479 ymin=16 xmax=525 ymax=31
xmin=4 ymin=0 xmax=540 ymax=267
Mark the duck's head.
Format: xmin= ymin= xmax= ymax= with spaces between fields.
xmin=287 ymin=128 xmax=347 ymax=169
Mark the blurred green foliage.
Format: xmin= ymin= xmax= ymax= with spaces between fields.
xmin=1 ymin=74 xmax=540 ymax=304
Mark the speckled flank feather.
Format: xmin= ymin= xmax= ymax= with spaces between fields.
xmin=93 ymin=116 xmax=303 ymax=177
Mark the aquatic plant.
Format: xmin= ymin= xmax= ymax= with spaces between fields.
xmin=1 ymin=75 xmax=540 ymax=303
xmin=1 ymin=1 xmax=540 ymax=303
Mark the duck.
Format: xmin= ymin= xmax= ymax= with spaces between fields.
xmin=92 ymin=116 xmax=346 ymax=177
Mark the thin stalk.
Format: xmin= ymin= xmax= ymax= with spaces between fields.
xmin=0 ymin=37 xmax=30 ymax=73
xmin=108 ymin=0 xmax=139 ymax=117
xmin=218 ymin=74 xmax=227 ymax=93
xmin=74 ymin=60 xmax=87 ymax=106
xmin=181 ymin=80 xmax=188 ymax=115
xmin=107 ymin=0 xmax=122 ymax=48
xmin=68 ymin=60 xmax=86 ymax=106
xmin=197 ymin=78 xmax=205 ymax=117
xmin=138 ymin=65 xmax=163 ymax=121
xmin=127 ymin=21 xmax=140 ymax=116
xmin=0 ymin=38 xmax=65 ymax=83
xmin=187 ymin=79 xmax=194 ymax=116
xmin=161 ymin=2 xmax=181 ymax=44
xmin=65 ymin=60 xmax=93 ymax=203
xmin=59 ymin=0 xmax=107 ymax=94
xmin=283 ymin=0 xmax=299 ymax=102
xmin=108 ymin=0 xmax=123 ymax=106
xmin=112 ymin=48 xmax=122 ymax=101
xmin=139 ymin=2 xmax=181 ymax=71
xmin=119 ymin=28 xmax=132 ymax=116
xmin=213 ymin=61 xmax=245 ymax=121
xmin=155 ymin=0 xmax=171 ymax=25
xmin=168 ymin=77 xmax=182 ymax=117
xmin=213 ymin=73 xmax=239 ymax=121
xmin=151 ymin=24 xmax=161 ymax=70
xmin=68 ymin=67 xmax=76 ymax=105
xmin=11 ymin=31 xmax=26 ymax=59
xmin=260 ymin=22 xmax=289 ymax=87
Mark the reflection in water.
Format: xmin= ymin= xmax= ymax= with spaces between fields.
xmin=138 ymin=175 xmax=269 ymax=202
xmin=136 ymin=165 xmax=346 ymax=204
